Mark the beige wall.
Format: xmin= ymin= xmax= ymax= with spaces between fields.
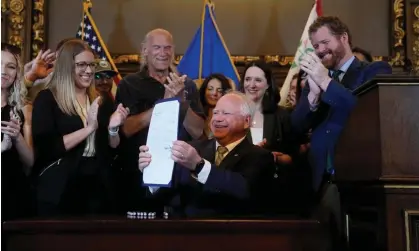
xmin=48 ymin=0 xmax=389 ymax=56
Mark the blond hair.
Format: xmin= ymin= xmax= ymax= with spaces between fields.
xmin=140 ymin=28 xmax=178 ymax=74
xmin=1 ymin=45 xmax=27 ymax=112
xmin=46 ymin=39 xmax=97 ymax=115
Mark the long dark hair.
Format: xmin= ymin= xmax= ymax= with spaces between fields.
xmin=295 ymin=70 xmax=307 ymax=103
xmin=240 ymin=60 xmax=280 ymax=114
xmin=199 ymin=73 xmax=232 ymax=109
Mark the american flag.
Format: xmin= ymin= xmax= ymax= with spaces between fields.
xmin=76 ymin=0 xmax=121 ymax=92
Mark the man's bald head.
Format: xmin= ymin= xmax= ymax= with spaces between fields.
xmin=141 ymin=28 xmax=175 ymax=72
xmin=143 ymin=29 xmax=173 ymax=46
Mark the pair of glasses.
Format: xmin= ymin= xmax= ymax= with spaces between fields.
xmin=75 ymin=62 xmax=97 ymax=71
xmin=95 ymin=73 xmax=112 ymax=80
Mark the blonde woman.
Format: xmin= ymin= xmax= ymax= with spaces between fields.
xmin=1 ymin=43 xmax=34 ymax=220
xmin=32 ymin=39 xmax=129 ymax=216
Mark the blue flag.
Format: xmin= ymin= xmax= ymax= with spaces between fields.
xmin=177 ymin=0 xmax=240 ymax=88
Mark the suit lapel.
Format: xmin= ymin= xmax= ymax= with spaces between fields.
xmin=218 ymin=139 xmax=251 ymax=170
xmin=197 ymin=139 xmax=216 ymax=163
xmin=262 ymin=113 xmax=275 ymax=148
xmin=245 ymin=113 xmax=276 ymax=147
xmin=245 ymin=131 xmax=253 ymax=145
xmin=341 ymin=58 xmax=362 ymax=89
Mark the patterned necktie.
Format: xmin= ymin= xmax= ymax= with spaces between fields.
xmin=331 ymin=70 xmax=344 ymax=82
xmin=215 ymin=146 xmax=228 ymax=166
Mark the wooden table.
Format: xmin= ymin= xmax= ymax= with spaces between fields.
xmin=2 ymin=217 xmax=329 ymax=251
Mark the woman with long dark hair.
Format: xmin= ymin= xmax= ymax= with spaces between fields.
xmin=199 ymin=73 xmax=232 ymax=138
xmin=240 ymin=60 xmax=304 ymax=213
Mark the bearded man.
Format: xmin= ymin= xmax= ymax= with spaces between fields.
xmin=292 ymin=16 xmax=391 ymax=191
xmin=291 ymin=16 xmax=392 ymax=249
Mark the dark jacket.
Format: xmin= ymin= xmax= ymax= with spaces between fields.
xmin=150 ymin=138 xmax=277 ymax=217
xmin=291 ymin=58 xmax=392 ymax=191
xmin=32 ymin=89 xmax=116 ymax=211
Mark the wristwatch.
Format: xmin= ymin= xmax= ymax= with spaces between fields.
xmin=108 ymin=127 xmax=119 ymax=136
xmin=191 ymin=158 xmax=205 ymax=176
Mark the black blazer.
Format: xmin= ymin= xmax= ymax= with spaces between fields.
xmin=32 ymin=89 xmax=115 ymax=207
xmin=246 ymin=108 xmax=300 ymax=164
xmin=152 ymin=138 xmax=277 ymax=217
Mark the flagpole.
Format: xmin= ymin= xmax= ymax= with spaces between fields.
xmin=206 ymin=0 xmax=240 ymax=87
xmin=198 ymin=0 xmax=208 ymax=85
xmin=81 ymin=0 xmax=92 ymax=40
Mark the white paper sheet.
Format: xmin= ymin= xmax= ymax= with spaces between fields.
xmin=250 ymin=127 xmax=263 ymax=145
xmin=143 ymin=98 xmax=179 ymax=187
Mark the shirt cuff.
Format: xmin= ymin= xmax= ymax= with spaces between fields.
xmin=307 ymin=92 xmax=320 ymax=111
xmin=319 ymin=77 xmax=332 ymax=92
xmin=149 ymin=186 xmax=160 ymax=194
xmin=196 ymin=159 xmax=211 ymax=184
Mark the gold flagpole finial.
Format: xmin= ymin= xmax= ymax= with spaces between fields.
xmin=83 ymin=0 xmax=92 ymax=10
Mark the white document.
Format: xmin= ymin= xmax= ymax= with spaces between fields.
xmin=250 ymin=127 xmax=263 ymax=145
xmin=143 ymin=98 xmax=179 ymax=187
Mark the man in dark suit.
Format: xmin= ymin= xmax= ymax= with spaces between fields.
xmin=139 ymin=91 xmax=276 ymax=217
xmin=292 ymin=16 xmax=392 ymax=192
xmin=291 ymin=16 xmax=392 ymax=249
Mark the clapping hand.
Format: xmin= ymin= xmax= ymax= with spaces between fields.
xmin=1 ymin=110 xmax=22 ymax=139
xmin=108 ymin=104 xmax=130 ymax=129
xmin=306 ymin=75 xmax=321 ymax=95
xmin=164 ymin=73 xmax=187 ymax=101
xmin=86 ymin=96 xmax=101 ymax=130
xmin=300 ymin=53 xmax=330 ymax=87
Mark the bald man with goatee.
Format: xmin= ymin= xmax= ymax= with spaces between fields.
xmin=115 ymin=29 xmax=205 ymax=212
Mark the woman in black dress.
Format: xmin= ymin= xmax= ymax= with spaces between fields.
xmin=32 ymin=39 xmax=129 ymax=216
xmin=1 ymin=43 xmax=34 ymax=220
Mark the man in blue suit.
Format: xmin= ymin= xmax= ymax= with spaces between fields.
xmin=292 ymin=16 xmax=392 ymax=191
xmin=139 ymin=91 xmax=276 ymax=217
xmin=292 ymin=16 xmax=392 ymax=250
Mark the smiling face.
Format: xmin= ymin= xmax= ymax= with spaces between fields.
xmin=144 ymin=31 xmax=174 ymax=72
xmin=310 ymin=26 xmax=347 ymax=70
xmin=205 ymin=78 xmax=224 ymax=106
xmin=95 ymin=72 xmax=113 ymax=93
xmin=243 ymin=66 xmax=269 ymax=103
xmin=74 ymin=50 xmax=95 ymax=90
xmin=1 ymin=50 xmax=17 ymax=90
xmin=210 ymin=94 xmax=250 ymax=146
xmin=288 ymin=78 xmax=298 ymax=106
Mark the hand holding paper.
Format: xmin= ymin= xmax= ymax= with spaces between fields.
xmin=138 ymin=145 xmax=152 ymax=172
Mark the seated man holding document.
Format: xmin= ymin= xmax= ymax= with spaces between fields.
xmin=139 ymin=91 xmax=276 ymax=217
